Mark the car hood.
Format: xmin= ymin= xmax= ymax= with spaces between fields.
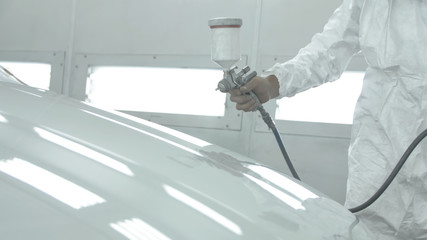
xmin=0 ymin=81 xmax=373 ymax=239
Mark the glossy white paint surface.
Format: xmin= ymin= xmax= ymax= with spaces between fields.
xmin=0 ymin=70 xmax=373 ymax=239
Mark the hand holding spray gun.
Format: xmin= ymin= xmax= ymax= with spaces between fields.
xmin=208 ymin=18 xmax=300 ymax=180
xmin=228 ymin=74 xmax=280 ymax=112
xmin=216 ymin=65 xmax=277 ymax=130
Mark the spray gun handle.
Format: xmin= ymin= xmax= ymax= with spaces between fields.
xmin=241 ymin=72 xmax=276 ymax=130
xmin=217 ymin=66 xmax=277 ymax=137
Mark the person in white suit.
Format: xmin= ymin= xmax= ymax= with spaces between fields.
xmin=229 ymin=0 xmax=427 ymax=239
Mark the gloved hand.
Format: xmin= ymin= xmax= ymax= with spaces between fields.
xmin=229 ymin=75 xmax=280 ymax=112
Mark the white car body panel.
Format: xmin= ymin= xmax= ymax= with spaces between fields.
xmin=0 ymin=68 xmax=373 ymax=239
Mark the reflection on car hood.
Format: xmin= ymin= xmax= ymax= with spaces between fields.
xmin=0 ymin=82 xmax=374 ymax=239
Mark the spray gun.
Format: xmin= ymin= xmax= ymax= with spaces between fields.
xmin=208 ymin=17 xmax=300 ymax=180
xmin=208 ymin=18 xmax=276 ymax=130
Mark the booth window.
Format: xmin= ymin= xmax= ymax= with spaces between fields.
xmin=85 ymin=66 xmax=225 ymax=116
xmin=0 ymin=62 xmax=51 ymax=90
xmin=275 ymin=71 xmax=364 ymax=124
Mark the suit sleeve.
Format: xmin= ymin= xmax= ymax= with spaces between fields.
xmin=263 ymin=0 xmax=364 ymax=98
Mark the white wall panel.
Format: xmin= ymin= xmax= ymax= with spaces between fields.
xmin=73 ymin=0 xmax=259 ymax=55
xmin=0 ymin=0 xmax=72 ymax=51
xmin=259 ymin=0 xmax=342 ymax=56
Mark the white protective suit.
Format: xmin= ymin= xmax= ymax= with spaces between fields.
xmin=264 ymin=0 xmax=427 ymax=239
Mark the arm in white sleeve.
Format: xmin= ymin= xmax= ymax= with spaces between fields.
xmin=264 ymin=0 xmax=364 ymax=98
